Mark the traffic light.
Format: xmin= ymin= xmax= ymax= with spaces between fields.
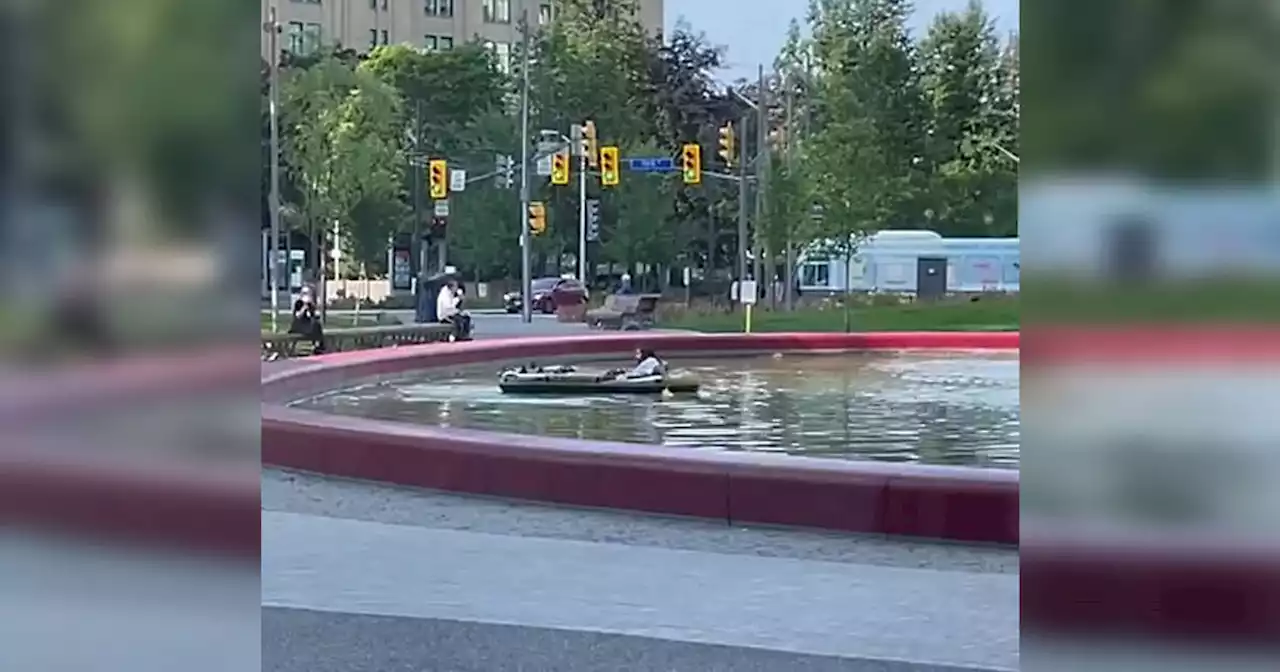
xmin=582 ymin=120 xmax=598 ymax=168
xmin=599 ymin=146 xmax=619 ymax=186
xmin=528 ymin=201 xmax=546 ymax=235
xmin=717 ymin=123 xmax=735 ymax=166
xmin=429 ymin=159 xmax=448 ymax=199
xmin=681 ymin=143 xmax=701 ymax=185
xmin=494 ymin=154 xmax=514 ymax=189
xmin=550 ymin=150 xmax=570 ymax=185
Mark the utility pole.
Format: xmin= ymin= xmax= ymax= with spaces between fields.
xmin=736 ymin=111 xmax=749 ymax=291
xmin=265 ymin=7 xmax=282 ymax=332
xmin=412 ymin=100 xmax=423 ymax=285
xmin=573 ymin=124 xmax=588 ymax=284
xmin=754 ymin=64 xmax=768 ymax=300
xmin=518 ymin=8 xmax=533 ymax=323
xmin=783 ymin=71 xmax=797 ymax=311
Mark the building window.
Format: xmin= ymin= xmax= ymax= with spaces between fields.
xmin=304 ymin=23 xmax=322 ymax=52
xmin=485 ymin=40 xmax=511 ymax=73
xmin=801 ymin=263 xmax=830 ymax=287
xmin=381 ymin=29 xmax=389 ymax=44
xmin=483 ymin=0 xmax=510 ymax=23
xmin=287 ymin=22 xmax=306 ymax=54
xmin=289 ymin=0 xmax=321 ymax=5
xmin=426 ymin=35 xmax=454 ymax=50
xmin=424 ymin=0 xmax=453 ymax=17
xmin=538 ymin=3 xmax=553 ymax=24
xmin=370 ymin=29 xmax=378 ymax=48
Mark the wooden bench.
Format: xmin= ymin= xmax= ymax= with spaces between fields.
xmin=262 ymin=323 xmax=455 ymax=360
xmin=586 ymin=293 xmax=661 ymax=330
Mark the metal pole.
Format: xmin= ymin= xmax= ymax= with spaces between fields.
xmin=783 ymin=71 xmax=797 ymax=311
xmin=518 ymin=9 xmax=533 ymax=323
xmin=754 ymin=64 xmax=768 ymax=299
xmin=736 ymin=113 xmax=748 ymax=288
xmin=266 ymin=7 xmax=282 ymax=332
xmin=412 ymin=100 xmax=423 ymax=282
xmin=577 ymin=132 xmax=587 ymax=284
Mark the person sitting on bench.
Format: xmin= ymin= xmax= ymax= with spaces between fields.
xmin=436 ymin=277 xmax=471 ymax=340
xmin=289 ymin=285 xmax=326 ymax=354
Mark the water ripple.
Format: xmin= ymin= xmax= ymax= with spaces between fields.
xmin=295 ymin=352 xmax=1019 ymax=468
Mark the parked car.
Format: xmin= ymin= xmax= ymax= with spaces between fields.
xmin=504 ymin=277 xmax=589 ymax=314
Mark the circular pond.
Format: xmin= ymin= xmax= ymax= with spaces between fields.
xmin=295 ymin=350 xmax=1019 ymax=468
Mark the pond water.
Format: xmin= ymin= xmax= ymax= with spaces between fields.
xmin=295 ymin=351 xmax=1020 ymax=468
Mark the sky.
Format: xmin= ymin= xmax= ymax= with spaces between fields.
xmin=663 ymin=0 xmax=1019 ymax=81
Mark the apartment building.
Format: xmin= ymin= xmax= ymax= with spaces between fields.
xmin=266 ymin=0 xmax=663 ymax=68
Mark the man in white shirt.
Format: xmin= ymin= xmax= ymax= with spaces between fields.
xmin=436 ymin=279 xmax=459 ymax=321
xmin=436 ymin=278 xmax=470 ymax=340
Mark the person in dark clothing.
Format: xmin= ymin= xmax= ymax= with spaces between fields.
xmin=289 ymin=285 xmax=326 ymax=354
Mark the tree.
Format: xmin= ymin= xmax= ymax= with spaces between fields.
xmin=1020 ymin=0 xmax=1272 ymax=179
xmin=918 ymin=0 xmax=1016 ymax=236
xmin=281 ymin=56 xmax=404 ymax=278
xmin=600 ymin=139 xmax=680 ymax=284
xmin=803 ymin=0 xmax=930 ymax=252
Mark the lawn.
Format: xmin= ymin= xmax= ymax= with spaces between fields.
xmin=663 ymin=295 xmax=1020 ymax=333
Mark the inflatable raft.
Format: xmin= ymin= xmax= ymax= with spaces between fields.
xmin=497 ymin=367 xmax=699 ymax=395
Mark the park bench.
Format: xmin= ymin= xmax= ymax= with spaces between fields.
xmin=261 ymin=323 xmax=454 ymax=360
xmin=586 ymin=293 xmax=661 ymax=331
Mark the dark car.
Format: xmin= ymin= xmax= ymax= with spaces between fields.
xmin=504 ymin=277 xmax=588 ymax=314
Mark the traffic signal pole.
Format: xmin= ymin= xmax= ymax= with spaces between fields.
xmin=576 ymin=131 xmax=588 ymax=285
xmin=517 ymin=9 xmax=533 ymax=323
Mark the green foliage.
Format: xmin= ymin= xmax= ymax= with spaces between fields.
xmin=918 ymin=1 xmax=1017 ymax=236
xmin=281 ymin=56 xmax=405 ymax=270
xmin=261 ymin=0 xmax=1020 ymax=286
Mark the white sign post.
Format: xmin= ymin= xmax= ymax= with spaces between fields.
xmin=535 ymin=155 xmax=553 ymax=177
xmin=433 ymin=200 xmax=450 ymax=217
xmin=739 ymin=280 xmax=758 ymax=334
xmin=449 ymin=169 xmax=466 ymax=192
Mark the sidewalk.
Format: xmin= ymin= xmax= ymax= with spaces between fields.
xmin=262 ymin=469 xmax=1019 ymax=671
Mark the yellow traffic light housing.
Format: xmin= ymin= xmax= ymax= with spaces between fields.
xmin=550 ymin=151 xmax=570 ymax=185
xmin=717 ymin=123 xmax=735 ymax=167
xmin=429 ymin=159 xmax=448 ymax=199
xmin=681 ymin=143 xmax=701 ymax=185
xmin=582 ymin=120 xmax=598 ymax=168
xmin=528 ymin=201 xmax=547 ymax=235
xmin=599 ymin=146 xmax=619 ymax=186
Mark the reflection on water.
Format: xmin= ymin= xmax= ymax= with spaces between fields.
xmin=295 ymin=352 xmax=1020 ymax=468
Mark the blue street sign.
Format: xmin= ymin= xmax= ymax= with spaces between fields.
xmin=625 ymin=157 xmax=674 ymax=172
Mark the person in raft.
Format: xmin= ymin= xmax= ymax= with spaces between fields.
xmin=623 ymin=348 xmax=667 ymax=378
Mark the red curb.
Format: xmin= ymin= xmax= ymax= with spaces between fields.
xmin=261 ymin=332 xmax=1020 ymax=546
xmin=0 ymin=348 xmax=260 ymax=557
xmin=0 ymin=448 xmax=260 ymax=556
xmin=1022 ymin=533 xmax=1280 ymax=642
xmin=1023 ymin=326 xmax=1280 ymax=364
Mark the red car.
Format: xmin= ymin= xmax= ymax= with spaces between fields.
xmin=504 ymin=277 xmax=588 ymax=314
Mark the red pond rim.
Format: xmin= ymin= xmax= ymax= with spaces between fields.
xmin=263 ymin=331 xmax=1021 ymax=545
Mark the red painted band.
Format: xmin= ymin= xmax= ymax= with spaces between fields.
xmin=0 ymin=347 xmax=259 ymax=556
xmin=1022 ymin=327 xmax=1280 ymax=364
xmin=0 ymin=446 xmax=260 ymax=556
